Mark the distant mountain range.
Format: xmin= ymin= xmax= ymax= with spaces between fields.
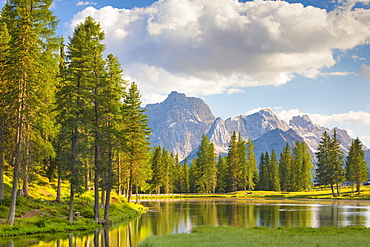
xmin=145 ymin=91 xmax=369 ymax=163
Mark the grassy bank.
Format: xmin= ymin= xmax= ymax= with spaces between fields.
xmin=0 ymin=174 xmax=145 ymax=237
xmin=135 ymin=185 xmax=370 ymax=201
xmin=140 ymin=225 xmax=370 ymax=247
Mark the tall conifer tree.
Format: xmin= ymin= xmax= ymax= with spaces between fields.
xmin=121 ymin=82 xmax=151 ymax=202
xmin=2 ymin=0 xmax=59 ymax=225
xmin=346 ymin=138 xmax=368 ymax=194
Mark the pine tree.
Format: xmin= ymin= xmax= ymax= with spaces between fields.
xmin=315 ymin=130 xmax=345 ymax=197
xmin=194 ymin=135 xmax=217 ymax=193
xmin=270 ymin=150 xmax=280 ymax=191
xmin=227 ymin=131 xmax=240 ymax=191
xmin=2 ymin=0 xmax=60 ymax=225
xmin=151 ymin=146 xmax=165 ymax=194
xmin=216 ymin=155 xmax=228 ymax=193
xmin=293 ymin=141 xmax=313 ymax=191
xmin=102 ymin=54 xmax=127 ymax=222
xmin=346 ymin=138 xmax=368 ymax=194
xmin=258 ymin=153 xmax=270 ymax=190
xmin=121 ymin=82 xmax=152 ymax=202
xmin=0 ymin=23 xmax=11 ymax=202
xmin=237 ymin=133 xmax=248 ymax=191
xmin=279 ymin=144 xmax=294 ymax=192
xmin=246 ymin=138 xmax=258 ymax=191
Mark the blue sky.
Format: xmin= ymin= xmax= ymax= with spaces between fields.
xmin=2 ymin=0 xmax=370 ymax=146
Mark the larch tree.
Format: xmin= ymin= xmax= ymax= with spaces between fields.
xmin=2 ymin=0 xmax=60 ymax=225
xmin=346 ymin=137 xmax=368 ymax=194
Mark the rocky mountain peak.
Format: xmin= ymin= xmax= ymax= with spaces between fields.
xmin=290 ymin=115 xmax=314 ymax=129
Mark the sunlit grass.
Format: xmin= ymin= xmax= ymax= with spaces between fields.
xmin=140 ymin=225 xmax=370 ymax=247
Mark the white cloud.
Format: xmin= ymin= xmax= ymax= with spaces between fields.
xmin=68 ymin=0 xmax=370 ymax=103
xmin=76 ymin=1 xmax=97 ymax=6
xmin=361 ymin=64 xmax=370 ymax=82
xmin=227 ymin=88 xmax=244 ymax=95
xmin=320 ymin=71 xmax=354 ymax=77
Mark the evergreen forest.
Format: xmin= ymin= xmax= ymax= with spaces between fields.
xmin=0 ymin=0 xmax=368 ymax=228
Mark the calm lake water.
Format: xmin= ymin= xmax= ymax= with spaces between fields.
xmin=3 ymin=198 xmax=370 ymax=246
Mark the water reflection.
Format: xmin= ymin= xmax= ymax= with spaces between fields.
xmin=1 ymin=199 xmax=370 ymax=246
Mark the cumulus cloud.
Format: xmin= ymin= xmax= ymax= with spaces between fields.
xmin=76 ymin=1 xmax=96 ymax=6
xmin=68 ymin=0 xmax=370 ymax=102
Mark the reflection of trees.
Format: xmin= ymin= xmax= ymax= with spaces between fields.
xmin=279 ymin=205 xmax=312 ymax=228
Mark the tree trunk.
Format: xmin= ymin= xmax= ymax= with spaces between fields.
xmin=135 ymin=186 xmax=139 ymax=204
xmin=8 ymin=96 xmax=24 ymax=225
xmin=101 ymin=172 xmax=105 ymax=208
xmin=104 ymin=148 xmax=113 ymax=222
xmin=336 ymin=183 xmax=340 ymax=197
xmin=22 ymin=159 xmax=29 ymax=198
xmin=117 ymin=153 xmax=121 ymax=195
xmin=356 ymin=182 xmax=361 ymax=195
xmin=94 ymin=131 xmax=101 ymax=222
xmin=69 ymin=127 xmax=77 ymax=223
xmin=127 ymin=168 xmax=133 ymax=203
xmin=330 ymin=183 xmax=335 ymax=197
xmin=56 ymin=171 xmax=62 ymax=203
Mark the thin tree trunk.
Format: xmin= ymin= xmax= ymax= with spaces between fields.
xmin=135 ymin=186 xmax=139 ymax=204
xmin=101 ymin=172 xmax=105 ymax=208
xmin=68 ymin=127 xmax=77 ymax=223
xmin=94 ymin=132 xmax=101 ymax=222
xmin=56 ymin=171 xmax=61 ymax=203
xmin=94 ymin=164 xmax=100 ymax=222
xmin=336 ymin=183 xmax=340 ymax=197
xmin=104 ymin=148 xmax=113 ymax=222
xmin=117 ymin=153 xmax=121 ymax=195
xmin=22 ymin=157 xmax=29 ymax=197
xmin=8 ymin=92 xmax=24 ymax=225
xmin=330 ymin=183 xmax=335 ymax=197
xmin=127 ymin=168 xmax=133 ymax=203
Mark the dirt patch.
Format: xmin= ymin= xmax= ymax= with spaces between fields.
xmin=21 ymin=209 xmax=42 ymax=218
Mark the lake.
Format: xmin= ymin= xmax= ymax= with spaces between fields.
xmin=2 ymin=198 xmax=370 ymax=246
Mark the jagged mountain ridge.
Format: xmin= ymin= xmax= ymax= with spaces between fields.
xmin=145 ymin=91 xmax=365 ymax=161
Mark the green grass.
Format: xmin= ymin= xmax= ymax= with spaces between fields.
xmin=0 ymin=173 xmax=145 ymax=237
xmin=139 ymin=225 xmax=370 ymax=247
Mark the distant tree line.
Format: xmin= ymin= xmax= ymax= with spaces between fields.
xmin=146 ymin=131 xmax=368 ymax=198
xmin=0 ymin=1 xmax=151 ymax=226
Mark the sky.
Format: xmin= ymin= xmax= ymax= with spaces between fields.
xmin=2 ymin=0 xmax=370 ymax=146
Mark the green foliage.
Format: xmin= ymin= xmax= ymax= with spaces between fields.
xmin=346 ymin=137 xmax=368 ymax=194
xmin=315 ymin=130 xmax=345 ymax=197
xmin=192 ymin=135 xmax=217 ymax=193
